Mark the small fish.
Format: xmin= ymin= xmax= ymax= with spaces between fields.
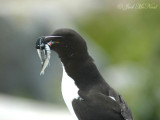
xmin=37 ymin=44 xmax=51 ymax=75
xmin=36 ymin=35 xmax=61 ymax=75
xmin=37 ymin=49 xmax=43 ymax=64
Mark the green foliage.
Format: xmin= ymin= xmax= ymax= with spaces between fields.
xmin=78 ymin=10 xmax=160 ymax=65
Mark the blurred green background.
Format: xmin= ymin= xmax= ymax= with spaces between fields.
xmin=0 ymin=0 xmax=160 ymax=120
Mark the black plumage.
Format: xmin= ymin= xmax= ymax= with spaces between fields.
xmin=36 ymin=28 xmax=133 ymax=120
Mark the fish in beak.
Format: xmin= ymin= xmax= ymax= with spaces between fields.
xmin=36 ymin=36 xmax=61 ymax=75
xmin=39 ymin=44 xmax=51 ymax=75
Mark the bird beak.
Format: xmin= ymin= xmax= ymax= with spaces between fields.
xmin=36 ymin=35 xmax=62 ymax=75
xmin=44 ymin=36 xmax=62 ymax=43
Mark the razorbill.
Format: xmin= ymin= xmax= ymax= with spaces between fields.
xmin=35 ymin=28 xmax=133 ymax=120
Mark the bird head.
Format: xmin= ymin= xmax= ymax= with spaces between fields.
xmin=36 ymin=28 xmax=89 ymax=75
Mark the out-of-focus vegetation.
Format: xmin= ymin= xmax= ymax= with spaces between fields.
xmin=0 ymin=0 xmax=160 ymax=120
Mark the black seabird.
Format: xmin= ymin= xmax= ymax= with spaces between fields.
xmin=36 ymin=28 xmax=133 ymax=120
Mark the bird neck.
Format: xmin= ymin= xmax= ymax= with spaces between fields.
xmin=61 ymin=56 xmax=104 ymax=90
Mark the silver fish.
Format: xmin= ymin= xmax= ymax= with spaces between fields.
xmin=38 ymin=44 xmax=51 ymax=75
xmin=37 ymin=36 xmax=61 ymax=75
xmin=37 ymin=49 xmax=43 ymax=64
